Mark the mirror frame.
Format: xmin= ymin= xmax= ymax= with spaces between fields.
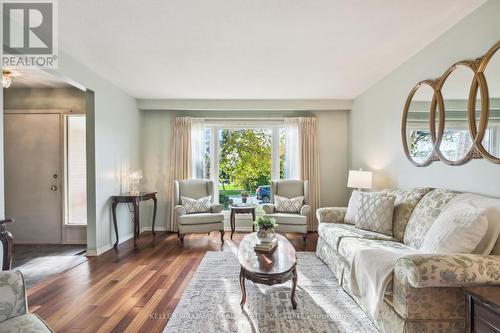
xmin=401 ymin=80 xmax=441 ymax=167
xmin=402 ymin=40 xmax=500 ymax=167
xmin=434 ymin=61 xmax=478 ymax=166
xmin=472 ymin=40 xmax=500 ymax=164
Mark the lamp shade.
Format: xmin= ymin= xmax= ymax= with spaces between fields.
xmin=347 ymin=170 xmax=373 ymax=189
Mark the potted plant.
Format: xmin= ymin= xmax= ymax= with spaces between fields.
xmin=253 ymin=216 xmax=278 ymax=243
xmin=240 ymin=190 xmax=250 ymax=204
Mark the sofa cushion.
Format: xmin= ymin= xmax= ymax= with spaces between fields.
xmin=179 ymin=213 xmax=224 ymax=225
xmin=0 ymin=314 xmax=53 ymax=333
xmin=445 ymin=193 xmax=500 ymax=255
xmin=382 ymin=188 xmax=433 ymax=242
xmin=338 ymin=238 xmax=412 ymax=268
xmin=422 ymin=202 xmax=488 ymax=254
xmin=266 ymin=213 xmax=306 ymax=225
xmin=344 ymin=190 xmax=361 ymax=224
xmin=355 ymin=192 xmax=395 ymax=236
xmin=403 ymin=189 xmax=457 ymax=249
xmin=318 ymin=223 xmax=396 ymax=251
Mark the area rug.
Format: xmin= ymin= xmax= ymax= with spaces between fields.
xmin=164 ymin=252 xmax=377 ymax=332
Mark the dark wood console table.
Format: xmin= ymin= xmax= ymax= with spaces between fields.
xmin=111 ymin=192 xmax=157 ymax=248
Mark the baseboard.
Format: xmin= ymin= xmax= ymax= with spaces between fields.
xmin=86 ymin=227 xmax=169 ymax=256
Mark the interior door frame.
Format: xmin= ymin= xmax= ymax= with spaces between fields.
xmin=4 ymin=109 xmax=85 ymax=244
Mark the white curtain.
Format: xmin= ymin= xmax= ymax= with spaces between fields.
xmin=284 ymin=118 xmax=300 ymax=179
xmin=190 ymin=118 xmax=206 ymax=179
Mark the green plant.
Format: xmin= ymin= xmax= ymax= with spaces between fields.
xmin=240 ymin=190 xmax=250 ymax=198
xmin=253 ymin=216 xmax=278 ymax=230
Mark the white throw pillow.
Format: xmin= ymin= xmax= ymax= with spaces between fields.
xmin=275 ymin=195 xmax=304 ymax=213
xmin=421 ymin=203 xmax=488 ymax=254
xmin=181 ymin=196 xmax=211 ymax=214
xmin=344 ymin=190 xmax=360 ymax=224
xmin=355 ymin=192 xmax=395 ymax=236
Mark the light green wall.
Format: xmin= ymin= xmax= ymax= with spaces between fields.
xmin=351 ymin=0 xmax=500 ymax=196
xmin=139 ymin=109 xmax=349 ymax=230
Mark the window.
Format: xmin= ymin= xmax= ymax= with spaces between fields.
xmin=200 ymin=122 xmax=286 ymax=211
xmin=65 ymin=115 xmax=87 ymax=225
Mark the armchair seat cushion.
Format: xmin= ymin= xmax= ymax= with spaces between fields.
xmin=264 ymin=213 xmax=306 ymax=225
xmin=0 ymin=314 xmax=53 ymax=333
xmin=318 ymin=223 xmax=396 ymax=251
xmin=179 ymin=213 xmax=224 ymax=225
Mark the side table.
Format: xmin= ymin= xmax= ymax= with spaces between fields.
xmin=464 ymin=286 xmax=500 ymax=332
xmin=230 ymin=206 xmax=256 ymax=240
xmin=111 ymin=192 xmax=157 ymax=248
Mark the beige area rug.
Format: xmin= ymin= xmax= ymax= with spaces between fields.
xmin=164 ymin=251 xmax=377 ymax=333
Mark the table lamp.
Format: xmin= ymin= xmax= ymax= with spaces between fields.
xmin=347 ymin=169 xmax=373 ymax=191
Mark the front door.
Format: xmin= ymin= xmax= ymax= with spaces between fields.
xmin=4 ymin=113 xmax=62 ymax=243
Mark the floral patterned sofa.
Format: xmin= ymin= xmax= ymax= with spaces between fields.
xmin=0 ymin=271 xmax=52 ymax=332
xmin=316 ymin=188 xmax=500 ymax=333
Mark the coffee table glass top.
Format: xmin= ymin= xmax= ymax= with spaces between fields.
xmin=238 ymin=233 xmax=296 ymax=275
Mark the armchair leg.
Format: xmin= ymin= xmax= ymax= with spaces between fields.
xmin=302 ymin=233 xmax=307 ymax=245
xmin=178 ymin=232 xmax=184 ymax=246
xmin=220 ymin=230 xmax=225 ymax=243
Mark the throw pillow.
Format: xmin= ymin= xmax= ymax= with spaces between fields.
xmin=181 ymin=196 xmax=211 ymax=214
xmin=344 ymin=190 xmax=361 ymax=224
xmin=421 ymin=203 xmax=488 ymax=254
xmin=355 ymin=193 xmax=395 ymax=236
xmin=275 ymin=195 xmax=304 ymax=213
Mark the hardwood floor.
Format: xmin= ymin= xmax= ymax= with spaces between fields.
xmin=28 ymin=231 xmax=318 ymax=332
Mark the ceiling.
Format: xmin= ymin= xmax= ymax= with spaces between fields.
xmin=58 ymin=0 xmax=485 ymax=99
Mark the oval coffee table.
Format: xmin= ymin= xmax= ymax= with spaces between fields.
xmin=238 ymin=232 xmax=298 ymax=309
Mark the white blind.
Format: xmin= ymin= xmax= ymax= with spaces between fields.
xmin=67 ymin=116 xmax=87 ymax=225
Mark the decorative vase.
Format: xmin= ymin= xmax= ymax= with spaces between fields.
xmin=257 ymin=228 xmax=275 ymax=243
xmin=242 ymin=197 xmax=248 ymax=204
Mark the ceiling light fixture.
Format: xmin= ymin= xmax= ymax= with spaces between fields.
xmin=2 ymin=69 xmax=12 ymax=88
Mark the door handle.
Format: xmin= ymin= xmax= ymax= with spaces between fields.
xmin=51 ymin=185 xmax=58 ymax=191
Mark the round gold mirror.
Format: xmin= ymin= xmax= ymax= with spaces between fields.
xmin=402 ymin=81 xmax=440 ymax=166
xmin=475 ymin=41 xmax=500 ymax=163
xmin=435 ymin=62 xmax=476 ymax=165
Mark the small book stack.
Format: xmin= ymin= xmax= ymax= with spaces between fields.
xmin=254 ymin=239 xmax=278 ymax=254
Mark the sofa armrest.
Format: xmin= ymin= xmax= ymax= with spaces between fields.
xmin=210 ymin=203 xmax=224 ymax=214
xmin=300 ymin=205 xmax=311 ymax=216
xmin=263 ymin=204 xmax=275 ymax=214
xmin=395 ymin=254 xmax=500 ymax=288
xmin=316 ymin=207 xmax=347 ymax=223
xmin=0 ymin=270 xmax=28 ymax=322
xmin=174 ymin=205 xmax=187 ymax=216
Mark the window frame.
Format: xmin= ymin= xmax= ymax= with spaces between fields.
xmin=203 ymin=120 xmax=285 ymax=205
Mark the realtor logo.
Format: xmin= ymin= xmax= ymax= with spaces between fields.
xmin=2 ymin=0 xmax=58 ymax=68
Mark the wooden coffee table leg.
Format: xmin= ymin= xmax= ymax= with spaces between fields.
xmin=239 ymin=267 xmax=246 ymax=307
xmin=291 ymin=266 xmax=297 ymax=309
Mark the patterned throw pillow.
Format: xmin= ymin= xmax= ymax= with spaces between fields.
xmin=355 ymin=193 xmax=395 ymax=236
xmin=181 ymin=196 xmax=211 ymax=214
xmin=275 ymin=195 xmax=304 ymax=213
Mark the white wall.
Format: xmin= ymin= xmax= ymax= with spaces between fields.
xmin=350 ymin=0 xmax=500 ymax=197
xmin=56 ymin=52 xmax=141 ymax=254
xmin=139 ymin=109 xmax=348 ymax=231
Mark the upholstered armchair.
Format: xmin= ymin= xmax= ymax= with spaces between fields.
xmin=0 ymin=271 xmax=53 ymax=332
xmin=263 ymin=180 xmax=310 ymax=243
xmin=174 ymin=179 xmax=225 ymax=245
